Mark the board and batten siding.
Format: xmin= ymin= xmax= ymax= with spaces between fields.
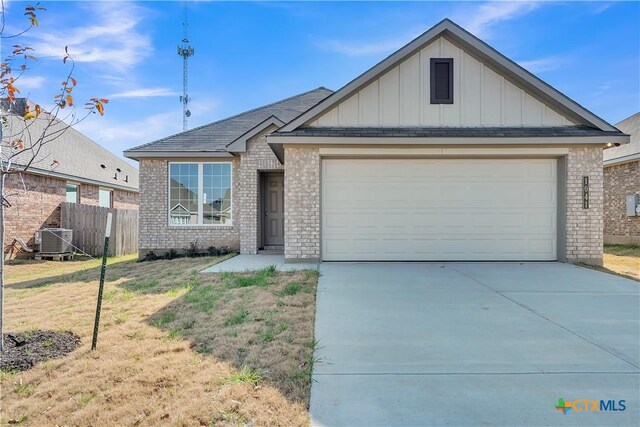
xmin=309 ymin=36 xmax=577 ymax=127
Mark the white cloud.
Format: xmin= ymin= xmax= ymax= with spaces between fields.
xmin=25 ymin=2 xmax=152 ymax=72
xmin=517 ymin=56 xmax=564 ymax=73
xmin=456 ymin=1 xmax=539 ymax=38
xmin=108 ymin=87 xmax=178 ymax=99
xmin=13 ymin=75 xmax=45 ymax=91
xmin=74 ymin=98 xmax=219 ymax=162
xmin=317 ymin=29 xmax=424 ymax=57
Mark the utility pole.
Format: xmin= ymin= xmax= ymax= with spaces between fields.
xmin=177 ymin=1 xmax=194 ymax=131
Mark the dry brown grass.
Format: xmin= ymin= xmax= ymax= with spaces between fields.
xmin=1 ymin=255 xmax=319 ymax=426
xmin=602 ymin=244 xmax=640 ymax=281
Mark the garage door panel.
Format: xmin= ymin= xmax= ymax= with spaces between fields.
xmin=321 ymin=158 xmax=557 ymax=261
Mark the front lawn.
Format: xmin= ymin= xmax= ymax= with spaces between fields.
xmin=603 ymin=244 xmax=640 ymax=281
xmin=1 ymin=255 xmax=318 ymax=426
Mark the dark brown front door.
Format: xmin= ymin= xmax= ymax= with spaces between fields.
xmin=263 ymin=173 xmax=284 ymax=246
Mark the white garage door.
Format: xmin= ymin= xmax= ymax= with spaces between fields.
xmin=321 ymin=158 xmax=557 ymax=261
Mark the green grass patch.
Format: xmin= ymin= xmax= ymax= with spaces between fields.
xmin=226 ymin=266 xmax=278 ymax=289
xmin=225 ymin=307 xmax=249 ymax=326
xmin=126 ymin=278 xmax=160 ymax=292
xmin=14 ymin=382 xmax=38 ymax=397
xmin=604 ymin=244 xmax=640 ymax=257
xmin=279 ymin=282 xmax=302 ymax=296
xmin=151 ymin=310 xmax=176 ymax=327
xmin=183 ymin=283 xmax=218 ymax=313
xmin=223 ymin=366 xmax=266 ymax=385
xmin=303 ymin=269 xmax=319 ymax=280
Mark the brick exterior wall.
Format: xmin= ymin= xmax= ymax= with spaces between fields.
xmin=279 ymin=146 xmax=605 ymax=265
xmin=139 ymin=141 xmax=605 ymax=265
xmin=283 ymin=146 xmax=320 ymax=261
xmin=238 ymin=127 xmax=283 ymax=254
xmin=4 ymin=173 xmax=65 ymax=249
xmin=3 ymin=172 xmax=138 ymax=254
xmin=565 ymin=147 xmax=604 ymax=265
xmin=80 ymin=184 xmax=99 ymax=206
xmin=113 ymin=189 xmax=139 ymax=210
xmin=603 ymin=160 xmax=640 ymax=244
xmin=138 ymin=158 xmax=241 ymax=256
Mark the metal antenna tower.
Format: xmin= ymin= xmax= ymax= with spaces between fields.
xmin=177 ymin=1 xmax=194 ymax=131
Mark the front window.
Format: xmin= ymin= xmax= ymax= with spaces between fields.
xmin=169 ymin=162 xmax=232 ymax=225
xmin=66 ymin=183 xmax=79 ymax=203
xmin=99 ymin=189 xmax=112 ymax=208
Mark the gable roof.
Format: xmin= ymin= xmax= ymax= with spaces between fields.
xmin=604 ymin=112 xmax=640 ymax=166
xmin=124 ymin=87 xmax=332 ymax=159
xmin=1 ymin=100 xmax=139 ymax=192
xmin=278 ymin=19 xmax=620 ymax=133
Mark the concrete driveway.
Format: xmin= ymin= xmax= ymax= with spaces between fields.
xmin=310 ymin=263 xmax=639 ymax=426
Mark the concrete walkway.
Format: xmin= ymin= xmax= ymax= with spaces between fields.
xmin=311 ymin=262 xmax=640 ymax=426
xmin=201 ymin=254 xmax=318 ymax=273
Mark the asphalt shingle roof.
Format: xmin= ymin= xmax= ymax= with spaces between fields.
xmin=604 ymin=112 xmax=639 ymax=162
xmin=274 ymin=126 xmax=626 ymax=138
xmin=126 ymin=87 xmax=333 ymax=153
xmin=2 ymin=101 xmax=139 ymax=191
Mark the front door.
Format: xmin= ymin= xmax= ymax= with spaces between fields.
xmin=263 ymin=173 xmax=284 ymax=246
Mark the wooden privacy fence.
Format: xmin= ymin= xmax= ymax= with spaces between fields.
xmin=61 ymin=202 xmax=138 ymax=256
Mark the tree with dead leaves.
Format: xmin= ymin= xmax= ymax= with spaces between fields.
xmin=0 ymin=1 xmax=108 ymax=351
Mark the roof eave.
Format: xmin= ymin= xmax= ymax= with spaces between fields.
xmin=226 ymin=115 xmax=285 ymax=153
xmin=268 ymin=134 xmax=630 ymax=147
xmin=123 ymin=150 xmax=234 ymax=161
xmin=9 ymin=165 xmax=139 ymax=192
xmin=604 ymin=152 xmax=640 ymax=167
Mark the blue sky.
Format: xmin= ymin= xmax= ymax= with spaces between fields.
xmin=4 ymin=1 xmax=640 ymax=165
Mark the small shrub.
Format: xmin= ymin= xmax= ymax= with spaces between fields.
xmin=164 ymin=249 xmax=178 ymax=260
xmin=207 ymin=246 xmax=220 ymax=257
xmin=185 ymin=241 xmax=201 ymax=258
xmin=219 ymin=246 xmax=231 ymax=255
xmin=140 ymin=251 xmax=159 ymax=262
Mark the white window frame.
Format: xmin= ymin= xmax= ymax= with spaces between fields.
xmin=98 ymin=187 xmax=113 ymax=208
xmin=65 ymin=181 xmax=80 ymax=204
xmin=168 ymin=161 xmax=233 ymax=227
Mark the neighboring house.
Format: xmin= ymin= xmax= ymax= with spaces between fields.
xmin=603 ymin=112 xmax=640 ymax=245
xmin=2 ymin=98 xmax=139 ymax=254
xmin=125 ymin=19 xmax=629 ymax=266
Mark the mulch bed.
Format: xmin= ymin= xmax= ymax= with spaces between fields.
xmin=1 ymin=330 xmax=81 ymax=372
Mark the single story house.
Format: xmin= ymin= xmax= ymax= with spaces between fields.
xmin=125 ymin=19 xmax=629 ymax=266
xmin=2 ymin=98 xmax=139 ymax=255
xmin=603 ymin=112 xmax=639 ymax=245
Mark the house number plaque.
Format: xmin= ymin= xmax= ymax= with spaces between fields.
xmin=582 ymin=176 xmax=589 ymax=209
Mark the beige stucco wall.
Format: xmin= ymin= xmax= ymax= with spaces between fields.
xmin=283 ymin=145 xmax=605 ymax=265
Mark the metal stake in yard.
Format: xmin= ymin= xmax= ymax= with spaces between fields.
xmin=92 ymin=213 xmax=112 ymax=351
